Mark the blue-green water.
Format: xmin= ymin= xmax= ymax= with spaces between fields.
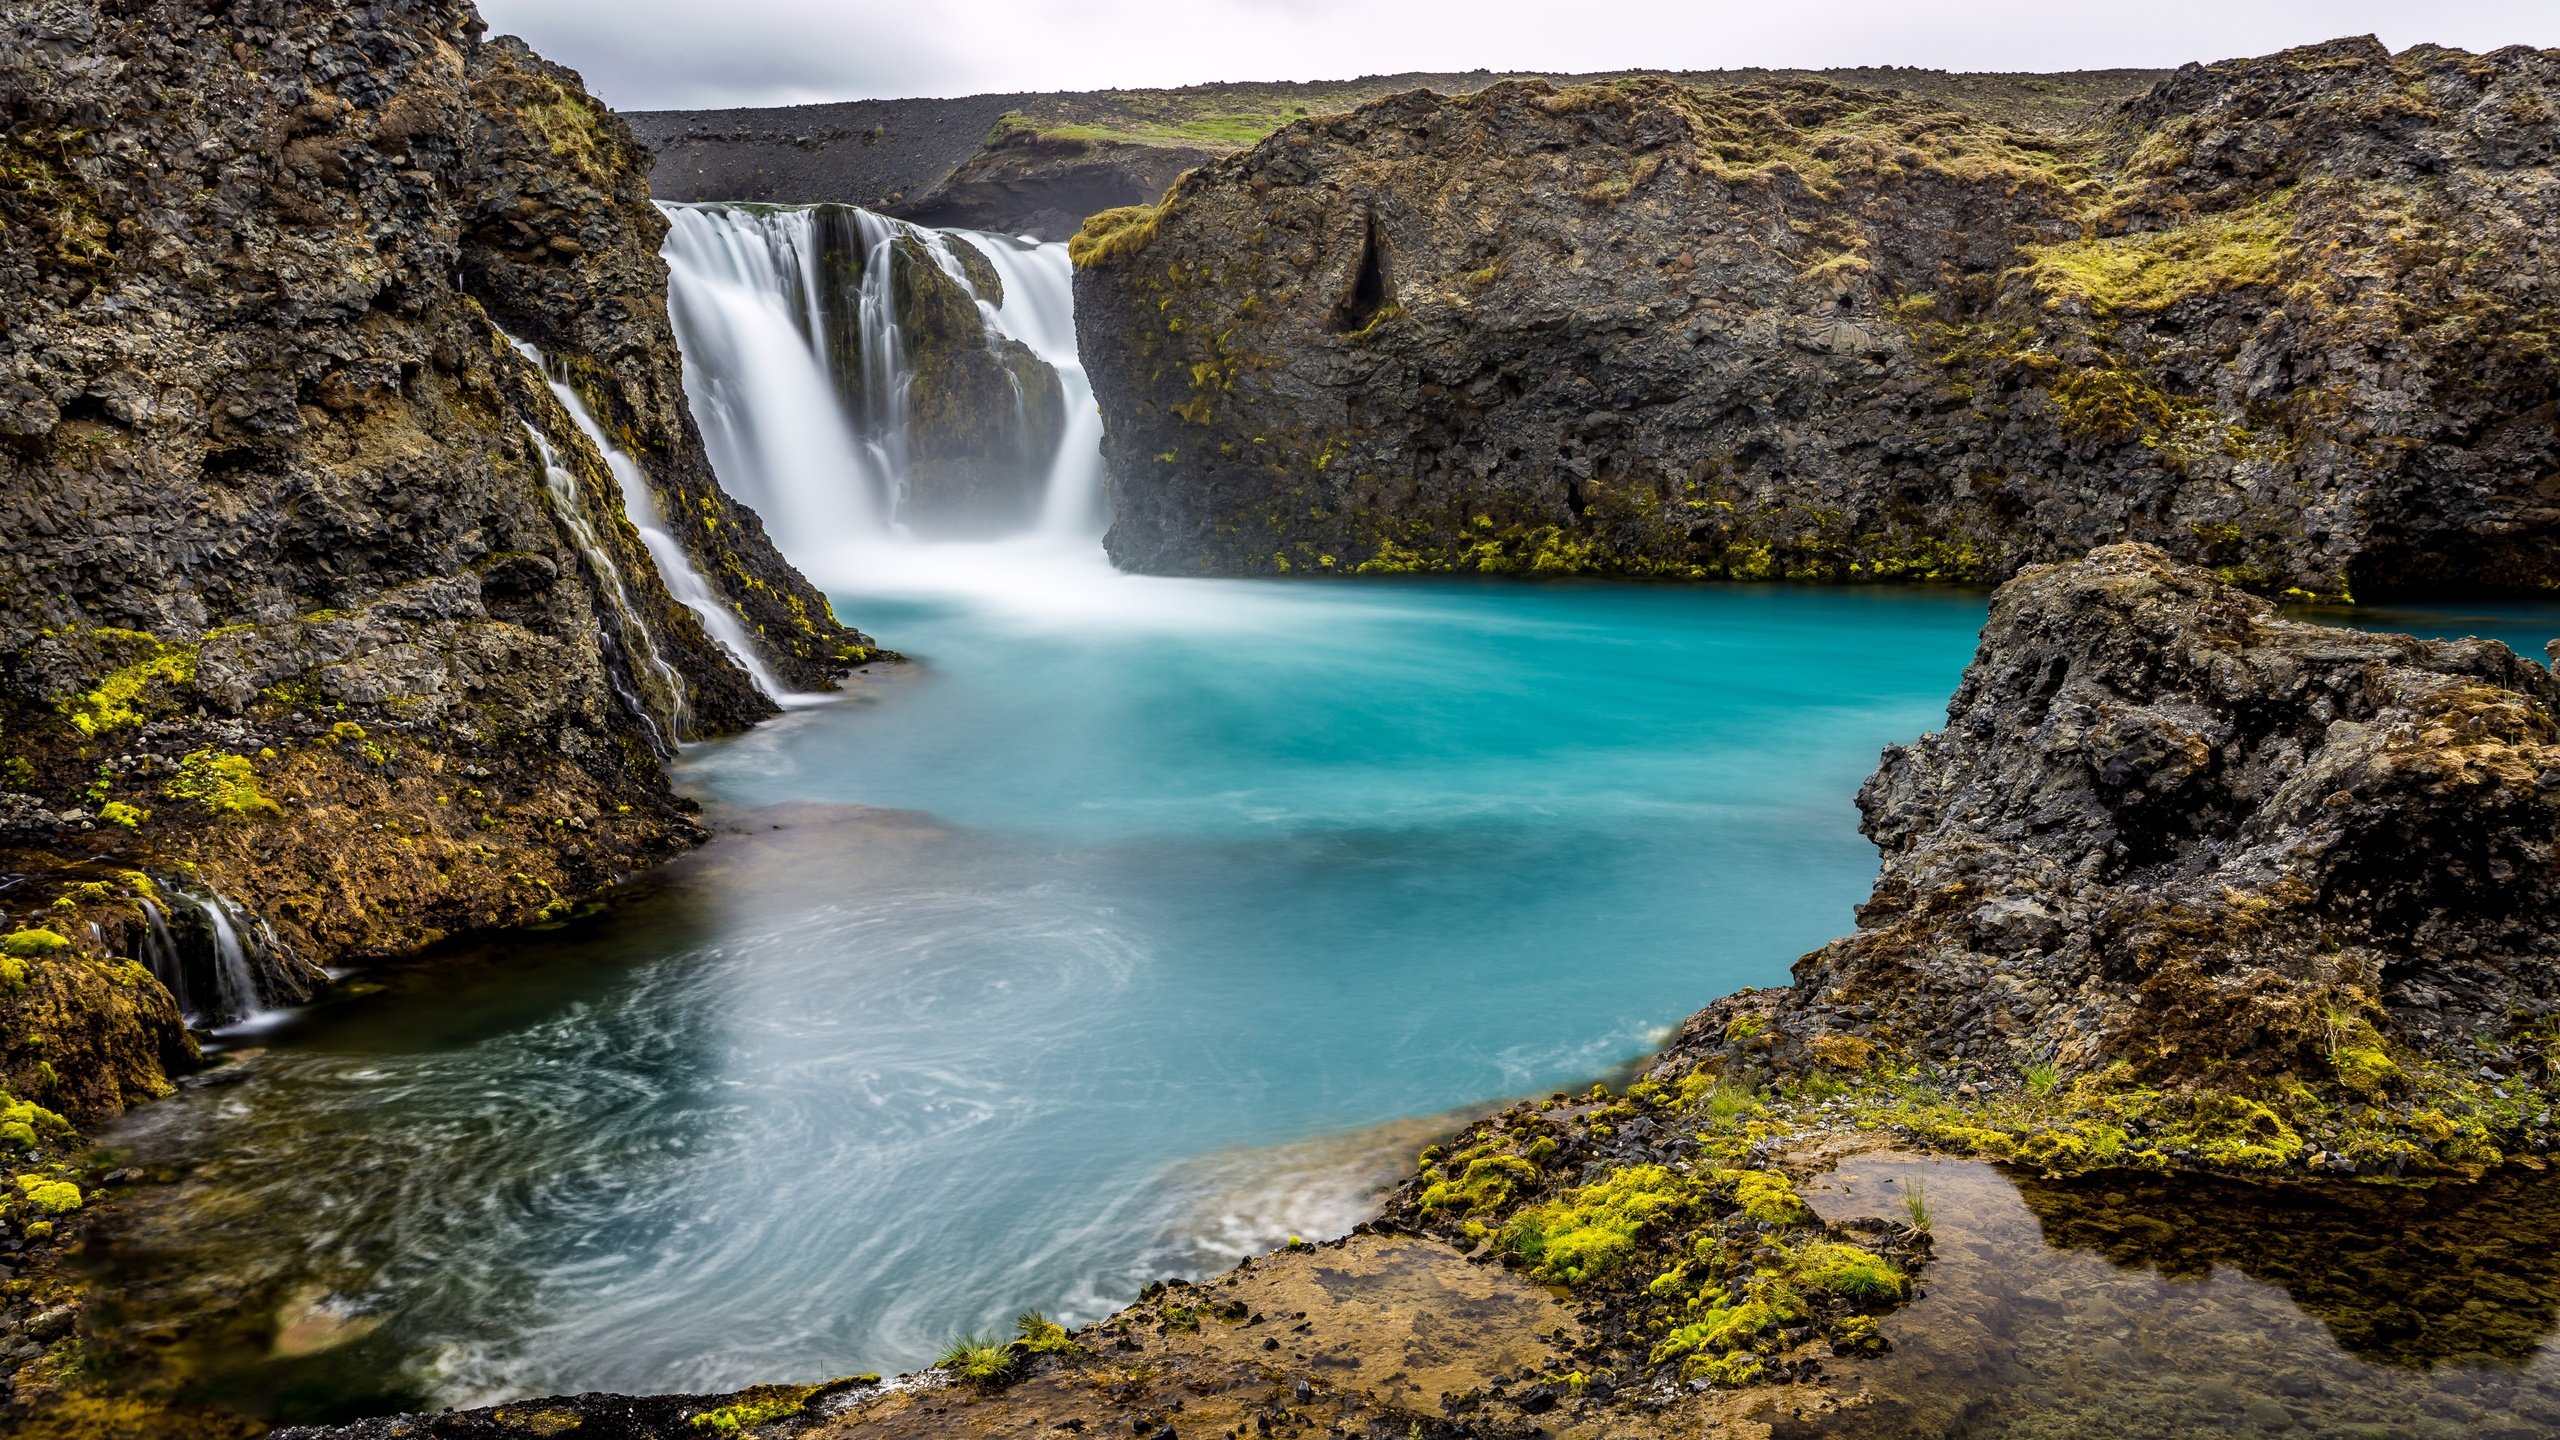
xmin=86 ymin=557 xmax=2560 ymax=1422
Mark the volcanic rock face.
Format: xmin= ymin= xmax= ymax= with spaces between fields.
xmin=1074 ymin=40 xmax=2560 ymax=596
xmin=1759 ymin=544 xmax=2560 ymax=1087
xmin=0 ymin=0 xmax=865 ymax=1119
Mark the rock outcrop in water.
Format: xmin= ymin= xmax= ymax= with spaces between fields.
xmin=1074 ymin=40 xmax=2560 ymax=596
xmin=0 ymin=0 xmax=870 ymax=1127
xmin=1746 ymin=543 xmax=2560 ymax=1092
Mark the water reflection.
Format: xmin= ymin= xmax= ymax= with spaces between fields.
xmin=1797 ymin=1155 xmax=2560 ymax=1439
xmin=2015 ymin=1166 xmax=2560 ymax=1370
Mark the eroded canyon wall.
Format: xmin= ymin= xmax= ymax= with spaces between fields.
xmin=1074 ymin=39 xmax=2560 ymax=598
xmin=0 ymin=0 xmax=868 ymax=1122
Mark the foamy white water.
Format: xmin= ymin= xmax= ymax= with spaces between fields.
xmin=657 ymin=202 xmax=1113 ymax=600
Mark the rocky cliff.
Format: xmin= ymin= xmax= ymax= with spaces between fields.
xmin=1073 ymin=39 xmax=2560 ymax=597
xmin=1751 ymin=543 xmax=2560 ymax=1094
xmin=0 ymin=0 xmax=870 ymax=1141
xmin=630 ymin=67 xmax=2164 ymax=242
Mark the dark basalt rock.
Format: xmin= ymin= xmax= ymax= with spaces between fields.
xmin=888 ymin=234 xmax=1069 ymax=535
xmin=1738 ymin=543 xmax=2560 ymax=1086
xmin=630 ymin=68 xmax=2168 ymax=242
xmin=462 ymin=36 xmax=873 ymax=697
xmin=1072 ymin=40 xmax=2560 ymax=596
xmin=899 ymin=126 xmax=1210 ymax=244
xmin=0 ymin=0 xmax=871 ymax=1123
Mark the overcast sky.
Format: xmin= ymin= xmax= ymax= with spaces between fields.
xmin=474 ymin=1 xmax=2560 ymax=111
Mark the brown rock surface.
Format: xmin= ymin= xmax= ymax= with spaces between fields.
xmin=1073 ymin=40 xmax=2560 ymax=596
xmin=0 ymin=0 xmax=871 ymax=1128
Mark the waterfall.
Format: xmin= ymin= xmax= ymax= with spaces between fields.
xmin=142 ymin=884 xmax=307 ymax=1030
xmin=517 ymin=415 xmax=690 ymax=752
xmin=659 ymin=205 xmax=891 ymax=560
xmin=507 ymin=337 xmax=800 ymax=704
xmin=944 ymin=232 xmax=1109 ymax=538
xmin=657 ymin=201 xmax=1106 ymax=581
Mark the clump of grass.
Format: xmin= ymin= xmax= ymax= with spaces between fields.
xmin=1900 ymin=1178 xmax=1932 ymax=1233
xmin=1705 ymin=1078 xmax=1761 ymax=1122
xmin=2024 ymin=1060 xmax=2062 ymax=1099
xmin=1014 ymin=1310 xmax=1076 ymax=1356
xmin=935 ymin=1333 xmax=1014 ymax=1386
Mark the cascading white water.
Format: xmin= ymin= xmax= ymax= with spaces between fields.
xmin=852 ymin=209 xmax=919 ymax=522
xmin=198 ymin=894 xmax=261 ymax=1025
xmin=943 ymin=232 xmax=1109 ymax=538
xmin=507 ymin=336 xmax=802 ymax=705
xmin=659 ymin=205 xmax=891 ymax=561
xmin=656 ymin=201 xmax=1107 ymax=587
xmin=518 ymin=416 xmax=689 ymax=751
xmin=144 ymin=883 xmax=294 ymax=1029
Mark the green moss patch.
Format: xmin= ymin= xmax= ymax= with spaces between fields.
xmin=1069 ymin=204 xmax=1164 ymax=270
xmin=162 ymin=749 xmax=281 ymax=819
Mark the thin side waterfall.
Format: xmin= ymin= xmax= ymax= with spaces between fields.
xmin=141 ymin=883 xmax=305 ymax=1030
xmin=944 ymin=232 xmax=1109 ymax=537
xmin=851 ymin=208 xmax=918 ymax=521
xmin=507 ymin=336 xmax=799 ymax=704
xmin=657 ymin=201 xmax=1107 ymax=578
xmin=516 ymin=414 xmax=689 ymax=752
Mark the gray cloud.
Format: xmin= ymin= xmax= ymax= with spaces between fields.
xmin=476 ymin=0 xmax=2560 ymax=111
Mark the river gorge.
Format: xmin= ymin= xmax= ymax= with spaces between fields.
xmin=5 ymin=4 xmax=2560 ymax=1438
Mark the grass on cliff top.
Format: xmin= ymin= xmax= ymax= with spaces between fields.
xmin=992 ymin=109 xmax=1301 ymax=151
xmin=1069 ymin=203 xmax=1163 ymax=269
xmin=993 ymin=65 xmax=2158 ymax=157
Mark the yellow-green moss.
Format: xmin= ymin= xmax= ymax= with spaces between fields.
xmin=1502 ymin=1163 xmax=1705 ymax=1285
xmin=1 ymin=929 xmax=69 ymax=959
xmin=59 ymin=630 xmax=198 ymax=737
xmin=1070 ymin=204 xmax=1165 ymax=269
xmin=2019 ymin=194 xmax=2298 ymax=314
xmin=13 ymin=1174 xmax=80 ymax=1215
xmin=1417 ymin=1148 xmax=1543 ymax=1217
xmin=163 ymin=749 xmax=280 ymax=818
xmin=688 ymin=1383 xmax=819 ymax=1435
xmin=1728 ymin=1168 xmax=1809 ymax=1225
xmin=1792 ymin=1240 xmax=1907 ymax=1301
xmin=520 ymin=86 xmax=617 ymax=186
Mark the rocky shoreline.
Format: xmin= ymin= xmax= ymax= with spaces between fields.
xmin=253 ymin=548 xmax=2560 ymax=1439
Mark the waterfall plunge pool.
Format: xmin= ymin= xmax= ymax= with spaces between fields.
xmin=77 ymin=198 xmax=2560 ymax=1430
xmin=88 ymin=559 xmax=1994 ymax=1417
xmin=79 ymin=561 xmax=2560 ymax=1429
